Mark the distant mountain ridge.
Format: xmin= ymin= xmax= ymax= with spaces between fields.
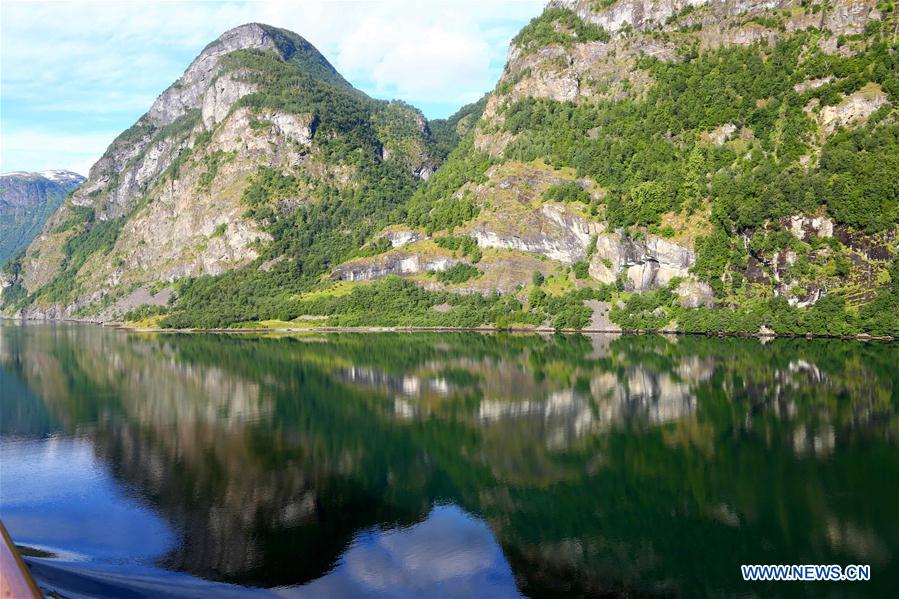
xmin=0 ymin=170 xmax=85 ymax=266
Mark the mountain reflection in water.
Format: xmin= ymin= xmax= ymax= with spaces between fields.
xmin=0 ymin=322 xmax=896 ymax=597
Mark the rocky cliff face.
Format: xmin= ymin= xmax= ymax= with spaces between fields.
xmin=587 ymin=232 xmax=715 ymax=306
xmin=356 ymin=0 xmax=894 ymax=332
xmin=3 ymin=2 xmax=895 ymax=334
xmin=71 ymin=24 xmax=348 ymax=220
xmin=333 ymin=251 xmax=459 ymax=282
xmin=0 ymin=170 xmax=85 ymax=266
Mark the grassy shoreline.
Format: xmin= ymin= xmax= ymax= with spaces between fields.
xmin=2 ymin=315 xmax=894 ymax=340
xmin=120 ymin=327 xmax=897 ymax=340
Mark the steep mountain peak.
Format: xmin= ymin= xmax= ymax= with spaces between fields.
xmin=197 ymin=22 xmax=332 ymax=68
xmin=74 ymin=23 xmax=352 ymax=219
xmin=210 ymin=22 xmax=282 ymax=53
xmin=147 ymin=22 xmax=344 ymax=126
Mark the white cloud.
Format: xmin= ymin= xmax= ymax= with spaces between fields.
xmin=0 ymin=129 xmax=117 ymax=176
xmin=296 ymin=505 xmax=520 ymax=597
xmin=336 ymin=19 xmax=494 ymax=103
xmin=253 ymin=1 xmax=543 ymax=105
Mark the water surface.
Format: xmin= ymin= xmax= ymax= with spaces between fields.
xmin=1 ymin=322 xmax=896 ymax=597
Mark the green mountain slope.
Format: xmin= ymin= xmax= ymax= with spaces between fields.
xmin=0 ymin=171 xmax=85 ymax=266
xmin=180 ymin=0 xmax=891 ymax=336
xmin=1 ymin=24 xmax=453 ymax=321
xmin=3 ymin=4 xmax=897 ymax=336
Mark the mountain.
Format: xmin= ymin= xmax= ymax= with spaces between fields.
xmin=1 ymin=23 xmax=451 ymax=320
xmin=3 ymin=4 xmax=897 ymax=336
xmin=0 ymin=170 xmax=85 ymax=266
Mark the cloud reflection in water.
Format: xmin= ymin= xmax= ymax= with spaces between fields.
xmin=291 ymin=505 xmax=520 ymax=598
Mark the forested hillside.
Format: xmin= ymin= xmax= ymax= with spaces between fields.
xmin=1 ymin=24 xmax=459 ymax=321
xmin=2 ymin=1 xmax=896 ymax=336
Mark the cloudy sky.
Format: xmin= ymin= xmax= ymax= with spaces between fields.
xmin=1 ymin=0 xmax=543 ymax=175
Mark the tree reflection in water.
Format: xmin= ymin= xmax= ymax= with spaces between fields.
xmin=1 ymin=323 xmax=896 ymax=597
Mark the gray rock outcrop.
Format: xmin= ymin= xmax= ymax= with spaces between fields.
xmin=332 ymin=252 xmax=459 ymax=282
xmin=588 ymin=231 xmax=714 ymax=305
xmin=675 ymin=279 xmax=716 ymax=308
xmin=708 ymin=123 xmax=737 ymax=145
xmin=70 ymin=24 xmax=338 ymax=219
xmin=150 ymin=24 xmax=284 ymax=125
xmin=0 ymin=269 xmax=13 ymax=292
xmin=818 ymin=83 xmax=888 ymax=136
xmin=266 ymin=112 xmax=316 ymax=146
xmin=376 ymin=228 xmax=425 ymax=248
xmin=472 ymin=204 xmax=602 ymax=264
xmin=789 ymin=215 xmax=834 ymax=241
xmin=201 ymin=72 xmax=259 ymax=127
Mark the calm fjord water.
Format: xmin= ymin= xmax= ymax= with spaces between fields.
xmin=0 ymin=322 xmax=896 ymax=597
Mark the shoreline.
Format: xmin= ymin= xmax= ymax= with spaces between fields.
xmin=1 ymin=315 xmax=893 ymax=341
xmin=118 ymin=326 xmax=897 ymax=341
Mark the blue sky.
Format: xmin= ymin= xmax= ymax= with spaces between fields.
xmin=1 ymin=0 xmax=543 ymax=175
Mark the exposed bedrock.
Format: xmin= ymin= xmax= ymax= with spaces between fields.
xmin=332 ymin=252 xmax=460 ymax=282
